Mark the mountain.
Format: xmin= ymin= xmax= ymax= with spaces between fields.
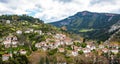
xmin=50 ymin=11 xmax=120 ymax=41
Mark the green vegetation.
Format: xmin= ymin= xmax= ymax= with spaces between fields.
xmin=0 ymin=14 xmax=120 ymax=64
xmin=78 ymin=50 xmax=83 ymax=55
xmin=0 ymin=15 xmax=63 ymax=64
xmin=50 ymin=11 xmax=120 ymax=41
xmin=79 ymin=29 xmax=94 ymax=32
xmin=48 ymin=48 xmax=58 ymax=55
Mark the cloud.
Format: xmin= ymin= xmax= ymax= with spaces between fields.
xmin=0 ymin=0 xmax=9 ymax=3
xmin=0 ymin=0 xmax=120 ymax=23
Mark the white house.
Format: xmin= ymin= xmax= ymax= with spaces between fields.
xmin=34 ymin=30 xmax=42 ymax=35
xmin=42 ymin=47 xmax=48 ymax=51
xmin=12 ymin=36 xmax=18 ymax=41
xmin=35 ymin=43 xmax=41 ymax=48
xmin=102 ymin=48 xmax=109 ymax=53
xmin=3 ymin=40 xmax=11 ymax=48
xmin=6 ymin=20 xmax=10 ymax=24
xmin=16 ymin=30 xmax=22 ymax=34
xmin=24 ymin=30 xmax=31 ymax=33
xmin=90 ymin=46 xmax=96 ymax=50
xmin=64 ymin=38 xmax=72 ymax=45
xmin=2 ymin=54 xmax=10 ymax=61
xmin=12 ymin=41 xmax=18 ymax=47
xmin=58 ymin=48 xmax=65 ymax=52
xmin=71 ymin=50 xmax=78 ymax=56
xmin=29 ymin=28 xmax=34 ymax=32
xmin=82 ymin=48 xmax=91 ymax=54
xmin=99 ymin=45 xmax=104 ymax=49
xmin=19 ymin=49 xmax=27 ymax=55
xmin=111 ymin=49 xmax=119 ymax=54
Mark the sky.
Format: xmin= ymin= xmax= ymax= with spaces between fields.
xmin=0 ymin=0 xmax=120 ymax=23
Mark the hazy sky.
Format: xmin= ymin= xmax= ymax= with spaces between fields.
xmin=0 ymin=0 xmax=120 ymax=23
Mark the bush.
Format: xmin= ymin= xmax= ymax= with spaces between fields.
xmin=78 ymin=50 xmax=83 ymax=55
xmin=48 ymin=48 xmax=57 ymax=55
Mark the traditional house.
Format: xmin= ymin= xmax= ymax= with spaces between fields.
xmin=2 ymin=54 xmax=11 ymax=61
xmin=71 ymin=50 xmax=78 ymax=56
xmin=29 ymin=28 xmax=34 ymax=32
xmin=72 ymin=45 xmax=79 ymax=50
xmin=102 ymin=48 xmax=109 ymax=53
xmin=3 ymin=36 xmax=18 ymax=48
xmin=82 ymin=48 xmax=91 ymax=54
xmin=3 ymin=40 xmax=11 ymax=48
xmin=85 ymin=52 xmax=93 ymax=57
xmin=54 ymin=34 xmax=66 ymax=40
xmin=86 ymin=42 xmax=96 ymax=50
xmin=34 ymin=30 xmax=42 ymax=35
xmin=11 ymin=41 xmax=18 ymax=47
xmin=19 ymin=49 xmax=27 ymax=55
xmin=16 ymin=30 xmax=22 ymax=34
xmin=6 ymin=20 xmax=10 ymax=24
xmin=99 ymin=44 xmax=104 ymax=49
xmin=64 ymin=38 xmax=73 ymax=45
xmin=42 ymin=47 xmax=48 ymax=51
xmin=111 ymin=49 xmax=119 ymax=54
xmin=90 ymin=46 xmax=96 ymax=50
xmin=35 ymin=43 xmax=42 ymax=49
xmin=58 ymin=48 xmax=65 ymax=52
xmin=12 ymin=36 xmax=18 ymax=41
xmin=24 ymin=30 xmax=31 ymax=33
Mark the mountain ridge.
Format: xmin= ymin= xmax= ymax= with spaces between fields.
xmin=50 ymin=11 xmax=120 ymax=41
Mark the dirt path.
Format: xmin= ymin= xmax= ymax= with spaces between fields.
xmin=29 ymin=51 xmax=46 ymax=64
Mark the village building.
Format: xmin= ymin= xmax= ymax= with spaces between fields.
xmin=111 ymin=49 xmax=119 ymax=54
xmin=2 ymin=54 xmax=11 ymax=61
xmin=102 ymin=48 xmax=109 ymax=53
xmin=19 ymin=49 xmax=27 ymax=55
xmin=58 ymin=48 xmax=65 ymax=52
xmin=35 ymin=43 xmax=42 ymax=49
xmin=16 ymin=30 xmax=22 ymax=34
xmin=6 ymin=20 xmax=10 ymax=24
xmin=99 ymin=44 xmax=104 ymax=49
xmin=34 ymin=30 xmax=42 ymax=35
xmin=24 ymin=30 xmax=31 ymax=33
xmin=71 ymin=50 xmax=78 ymax=56
xmin=82 ymin=48 xmax=91 ymax=54
xmin=3 ymin=36 xmax=18 ymax=48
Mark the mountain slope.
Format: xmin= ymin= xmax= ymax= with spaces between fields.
xmin=50 ymin=11 xmax=120 ymax=41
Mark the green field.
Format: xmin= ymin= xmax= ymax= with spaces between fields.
xmin=79 ymin=29 xmax=94 ymax=32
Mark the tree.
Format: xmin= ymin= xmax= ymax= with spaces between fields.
xmin=12 ymin=15 xmax=19 ymax=21
xmin=39 ymin=57 xmax=44 ymax=64
xmin=83 ymin=38 xmax=86 ymax=43
xmin=0 ymin=54 xmax=2 ymax=64
xmin=48 ymin=48 xmax=57 ymax=55
xmin=74 ymin=42 xmax=81 ymax=47
xmin=45 ymin=56 xmax=49 ymax=64
xmin=81 ymin=43 xmax=86 ymax=48
xmin=78 ymin=50 xmax=83 ymax=55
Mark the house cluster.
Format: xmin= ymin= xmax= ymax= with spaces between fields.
xmin=2 ymin=49 xmax=27 ymax=61
xmin=35 ymin=33 xmax=73 ymax=51
xmin=16 ymin=28 xmax=43 ymax=35
xmin=0 ymin=27 xmax=119 ymax=61
xmin=100 ymin=43 xmax=119 ymax=54
xmin=35 ymin=36 xmax=120 ymax=57
xmin=65 ymin=42 xmax=96 ymax=57
xmin=2 ymin=35 xmax=18 ymax=48
xmin=1 ymin=35 xmax=27 ymax=61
